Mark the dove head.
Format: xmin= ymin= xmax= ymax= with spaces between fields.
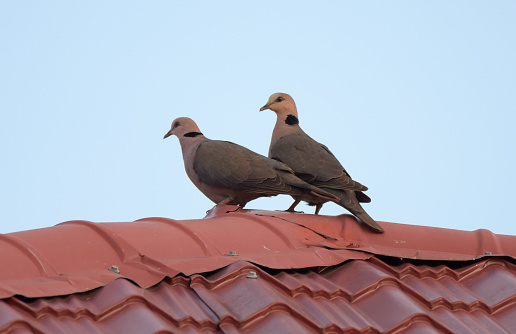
xmin=163 ymin=117 xmax=203 ymax=139
xmin=260 ymin=93 xmax=298 ymax=118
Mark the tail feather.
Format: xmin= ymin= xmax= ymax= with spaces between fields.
xmin=324 ymin=188 xmax=384 ymax=233
xmin=355 ymin=191 xmax=371 ymax=203
xmin=353 ymin=210 xmax=384 ymax=233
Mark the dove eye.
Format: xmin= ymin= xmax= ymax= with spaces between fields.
xmin=276 ymin=97 xmax=284 ymax=102
xmin=173 ymin=121 xmax=180 ymax=128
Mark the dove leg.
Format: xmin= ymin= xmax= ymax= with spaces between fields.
xmin=314 ymin=204 xmax=323 ymax=215
xmin=286 ymin=200 xmax=301 ymax=212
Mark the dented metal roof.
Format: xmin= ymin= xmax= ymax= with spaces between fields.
xmin=1 ymin=204 xmax=515 ymax=333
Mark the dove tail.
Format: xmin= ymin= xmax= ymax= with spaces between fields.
xmin=353 ymin=210 xmax=384 ymax=233
xmin=327 ymin=188 xmax=384 ymax=233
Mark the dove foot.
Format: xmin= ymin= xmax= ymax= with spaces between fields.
xmin=282 ymin=209 xmax=304 ymax=214
xmin=286 ymin=200 xmax=301 ymax=212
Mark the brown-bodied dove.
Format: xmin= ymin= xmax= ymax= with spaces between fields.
xmin=260 ymin=93 xmax=384 ymax=233
xmin=163 ymin=117 xmax=339 ymax=209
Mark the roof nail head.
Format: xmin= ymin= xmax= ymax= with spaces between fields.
xmin=485 ymin=251 xmax=492 ymax=255
xmin=247 ymin=271 xmax=258 ymax=279
xmin=228 ymin=250 xmax=238 ymax=256
xmin=109 ymin=265 xmax=120 ymax=274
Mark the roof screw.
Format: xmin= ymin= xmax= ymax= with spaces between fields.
xmin=109 ymin=265 xmax=120 ymax=274
xmin=346 ymin=242 xmax=359 ymax=248
xmin=246 ymin=271 xmax=258 ymax=279
xmin=485 ymin=251 xmax=492 ymax=255
xmin=228 ymin=250 xmax=238 ymax=256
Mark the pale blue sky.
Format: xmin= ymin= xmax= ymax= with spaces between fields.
xmin=1 ymin=2 xmax=515 ymax=234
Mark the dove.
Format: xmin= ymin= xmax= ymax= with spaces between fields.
xmin=260 ymin=93 xmax=384 ymax=233
xmin=163 ymin=117 xmax=339 ymax=209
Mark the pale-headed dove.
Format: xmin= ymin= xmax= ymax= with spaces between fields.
xmin=163 ymin=117 xmax=339 ymax=208
xmin=260 ymin=93 xmax=384 ymax=233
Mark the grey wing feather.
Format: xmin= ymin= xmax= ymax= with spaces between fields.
xmin=194 ymin=140 xmax=293 ymax=195
xmin=270 ymin=135 xmax=367 ymax=191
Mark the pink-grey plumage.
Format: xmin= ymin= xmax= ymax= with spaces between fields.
xmin=163 ymin=117 xmax=339 ymax=208
xmin=260 ymin=93 xmax=384 ymax=233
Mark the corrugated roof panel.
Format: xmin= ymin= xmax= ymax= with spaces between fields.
xmin=1 ymin=205 xmax=516 ymax=333
xmin=1 ymin=206 xmax=515 ymax=300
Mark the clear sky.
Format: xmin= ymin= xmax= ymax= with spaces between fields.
xmin=1 ymin=2 xmax=515 ymax=235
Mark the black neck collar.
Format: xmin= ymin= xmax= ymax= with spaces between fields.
xmin=285 ymin=114 xmax=299 ymax=126
xmin=184 ymin=131 xmax=203 ymax=137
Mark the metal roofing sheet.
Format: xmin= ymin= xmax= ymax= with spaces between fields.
xmin=0 ymin=204 xmax=515 ymax=300
xmin=1 ymin=258 xmax=515 ymax=333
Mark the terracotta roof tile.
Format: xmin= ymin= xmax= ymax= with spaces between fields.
xmin=2 ymin=258 xmax=515 ymax=333
xmin=1 ymin=204 xmax=515 ymax=333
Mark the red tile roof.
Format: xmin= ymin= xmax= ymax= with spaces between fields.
xmin=1 ymin=204 xmax=515 ymax=333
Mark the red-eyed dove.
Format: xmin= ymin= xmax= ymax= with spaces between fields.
xmin=163 ymin=117 xmax=339 ymax=209
xmin=260 ymin=93 xmax=384 ymax=233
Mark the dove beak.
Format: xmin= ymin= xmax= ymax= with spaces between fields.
xmin=163 ymin=129 xmax=174 ymax=139
xmin=259 ymin=102 xmax=273 ymax=111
